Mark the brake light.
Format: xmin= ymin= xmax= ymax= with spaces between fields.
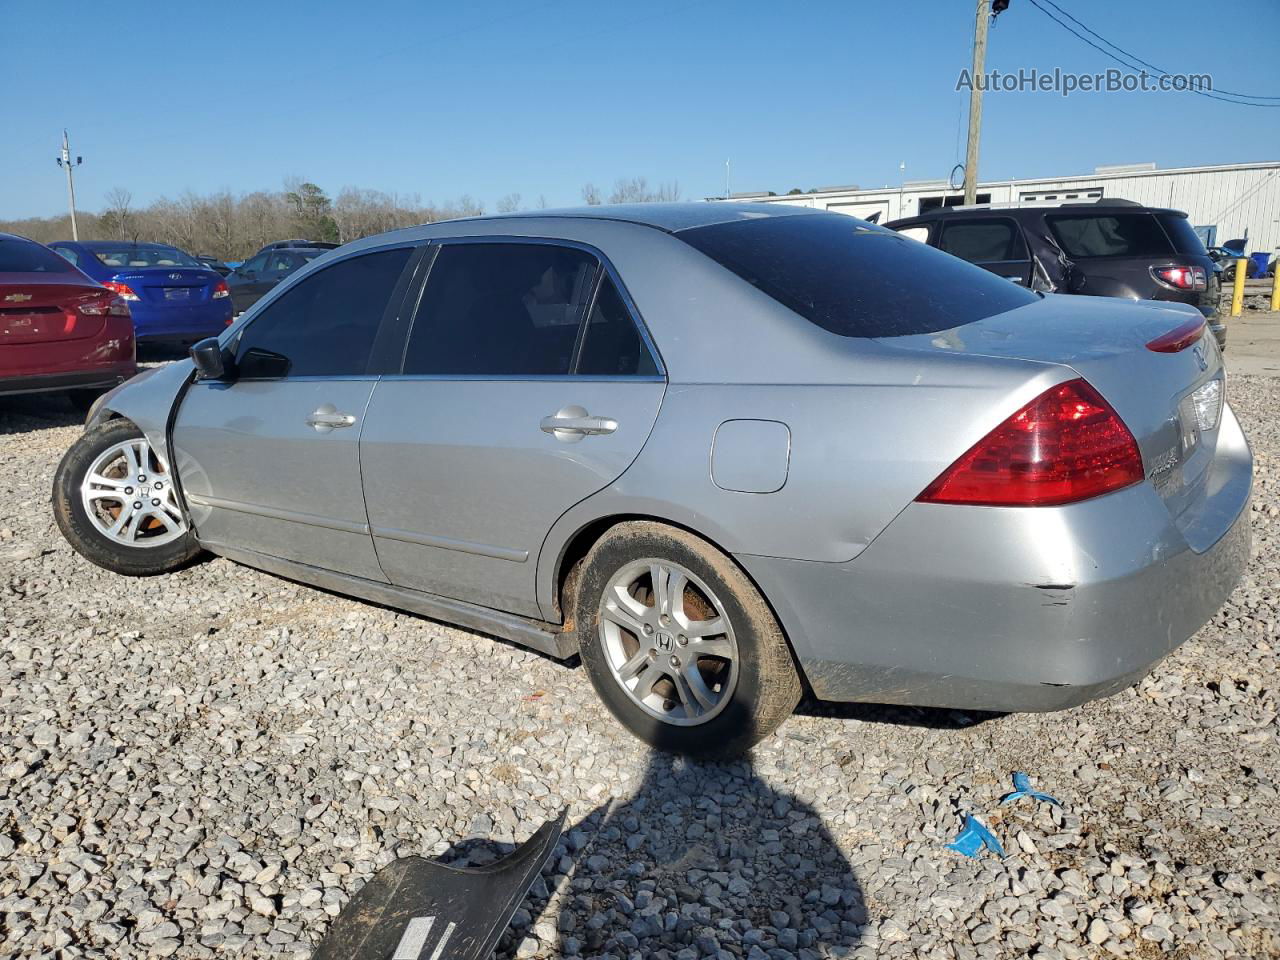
xmin=917 ymin=379 xmax=1144 ymax=507
xmin=76 ymin=292 xmax=131 ymax=317
xmin=1146 ymin=316 xmax=1206 ymax=353
xmin=1150 ymin=265 xmax=1206 ymax=292
xmin=212 ymin=279 xmax=230 ymax=299
xmin=102 ymin=280 xmax=140 ymax=301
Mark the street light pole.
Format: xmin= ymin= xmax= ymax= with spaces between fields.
xmin=962 ymin=0 xmax=989 ymax=205
xmin=56 ymin=130 xmax=83 ymax=240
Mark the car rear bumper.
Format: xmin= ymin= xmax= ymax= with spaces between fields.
xmin=0 ymin=317 xmax=136 ymax=396
xmin=738 ymin=404 xmax=1253 ymax=711
xmin=133 ymin=301 xmax=233 ymax=341
xmin=0 ymin=368 xmax=135 ymax=397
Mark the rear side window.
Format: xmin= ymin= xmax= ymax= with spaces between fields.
xmin=404 ymin=243 xmax=597 ymax=376
xmin=1047 ymin=214 xmax=1175 ymax=258
xmin=235 ymin=247 xmax=412 ymax=378
xmin=0 ymin=238 xmax=76 ymax=273
xmin=577 ymin=275 xmax=658 ymax=376
xmin=678 ymin=214 xmax=1037 ymax=338
xmin=939 ymin=219 xmax=1028 ymax=263
xmin=1156 ymin=214 xmax=1210 ymax=257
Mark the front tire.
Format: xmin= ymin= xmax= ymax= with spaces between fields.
xmin=572 ymin=521 xmax=801 ymax=758
xmin=53 ymin=418 xmax=203 ymax=576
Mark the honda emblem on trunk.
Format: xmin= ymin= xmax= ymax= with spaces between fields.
xmin=3 ymin=293 xmax=33 ymax=302
xmin=169 ymin=273 xmax=183 ymax=280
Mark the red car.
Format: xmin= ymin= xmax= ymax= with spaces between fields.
xmin=1 ymin=233 xmax=136 ymax=410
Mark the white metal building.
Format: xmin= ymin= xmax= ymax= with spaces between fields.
xmin=718 ymin=161 xmax=1280 ymax=256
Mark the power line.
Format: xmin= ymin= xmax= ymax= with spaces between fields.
xmin=1036 ymin=0 xmax=1280 ymax=101
xmin=1026 ymin=0 xmax=1280 ymax=108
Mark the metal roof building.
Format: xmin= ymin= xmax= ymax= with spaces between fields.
xmin=716 ymin=161 xmax=1280 ymax=256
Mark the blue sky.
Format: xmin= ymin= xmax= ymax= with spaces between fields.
xmin=2 ymin=0 xmax=1278 ymax=218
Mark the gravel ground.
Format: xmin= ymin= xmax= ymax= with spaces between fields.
xmin=1 ymin=374 xmax=1278 ymax=959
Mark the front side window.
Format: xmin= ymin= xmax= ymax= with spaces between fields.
xmin=679 ymin=214 xmax=1037 ymax=338
xmin=90 ymin=245 xmax=201 ymax=268
xmin=403 ymin=243 xmax=598 ymax=376
xmin=235 ymin=247 xmax=412 ymax=379
xmin=939 ymin=219 xmax=1028 ymax=263
xmin=265 ymin=251 xmax=297 ymax=275
xmin=1047 ymin=214 xmax=1175 ymax=259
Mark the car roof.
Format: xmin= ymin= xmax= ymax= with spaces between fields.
xmin=75 ymin=240 xmax=185 ymax=249
xmin=890 ymin=202 xmax=1187 ymax=225
xmin=468 ymin=201 xmax=826 ymax=234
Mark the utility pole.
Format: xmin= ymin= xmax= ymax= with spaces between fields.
xmin=962 ymin=0 xmax=989 ymax=205
xmin=55 ymin=130 xmax=83 ymax=240
xmin=725 ymin=158 xmax=731 ymax=199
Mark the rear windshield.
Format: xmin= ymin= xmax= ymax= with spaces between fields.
xmin=678 ymin=214 xmax=1037 ymax=338
xmin=1156 ymin=214 xmax=1209 ymax=257
xmin=0 ymin=237 xmax=76 ymax=274
xmin=1046 ymin=214 xmax=1175 ymax=259
xmin=90 ymin=245 xmax=201 ymax=268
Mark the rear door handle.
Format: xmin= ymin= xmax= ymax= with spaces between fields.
xmin=540 ymin=405 xmax=617 ymax=442
xmin=306 ymin=403 xmax=357 ymax=432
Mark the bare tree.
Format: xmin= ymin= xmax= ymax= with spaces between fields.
xmin=581 ymin=182 xmax=602 ymax=205
xmin=608 ymin=177 xmax=681 ymax=204
xmin=99 ymin=187 xmax=138 ymax=242
xmin=496 ymin=193 xmax=522 ymax=214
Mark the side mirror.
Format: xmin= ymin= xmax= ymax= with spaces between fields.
xmin=190 ymin=337 xmax=229 ymax=380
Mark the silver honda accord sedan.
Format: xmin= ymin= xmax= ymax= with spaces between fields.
xmin=52 ymin=203 xmax=1252 ymax=757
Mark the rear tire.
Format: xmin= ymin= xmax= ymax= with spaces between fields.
xmin=53 ymin=418 xmax=203 ymax=576
xmin=571 ymin=521 xmax=801 ymax=758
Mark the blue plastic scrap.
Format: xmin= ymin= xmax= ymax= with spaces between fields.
xmin=946 ymin=815 xmax=1006 ymax=859
xmin=999 ymin=771 xmax=1061 ymax=807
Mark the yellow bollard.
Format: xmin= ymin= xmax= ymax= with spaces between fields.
xmin=1271 ymin=265 xmax=1280 ymax=313
xmin=1230 ymin=258 xmax=1247 ymax=317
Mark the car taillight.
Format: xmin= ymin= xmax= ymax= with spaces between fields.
xmin=916 ymin=378 xmax=1144 ymax=507
xmin=76 ymin=292 xmax=131 ymax=317
xmin=1150 ymin=264 xmax=1207 ymax=292
xmin=1146 ymin=315 xmax=1206 ymax=353
xmin=212 ymin=279 xmax=230 ymax=299
xmin=102 ymin=280 xmax=140 ymax=301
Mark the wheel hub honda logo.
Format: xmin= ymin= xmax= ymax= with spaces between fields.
xmin=656 ymin=631 xmax=674 ymax=652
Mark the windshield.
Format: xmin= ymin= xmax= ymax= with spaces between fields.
xmin=0 ymin=237 xmax=77 ymax=274
xmin=90 ymin=245 xmax=202 ymax=269
xmin=678 ymin=214 xmax=1037 ymax=338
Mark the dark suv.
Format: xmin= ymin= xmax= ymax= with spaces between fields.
xmin=886 ymin=200 xmax=1225 ymax=349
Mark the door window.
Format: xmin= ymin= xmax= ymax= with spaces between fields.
xmin=939 ymin=219 xmax=1027 ymax=263
xmin=265 ymin=251 xmax=297 ymax=276
xmin=234 ymin=247 xmax=412 ymax=379
xmin=403 ymin=243 xmax=598 ymax=376
xmin=576 ymin=274 xmax=658 ymax=376
xmin=239 ymin=253 xmax=268 ymax=276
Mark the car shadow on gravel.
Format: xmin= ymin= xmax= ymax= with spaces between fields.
xmin=0 ymin=395 xmax=83 ymax=435
xmin=437 ymin=751 xmax=867 ymax=958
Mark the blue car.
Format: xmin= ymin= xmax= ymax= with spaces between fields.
xmin=49 ymin=241 xmax=233 ymax=343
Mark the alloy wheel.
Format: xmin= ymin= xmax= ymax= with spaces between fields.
xmin=598 ymin=558 xmax=739 ymax=726
xmin=79 ymin=438 xmax=187 ymax=548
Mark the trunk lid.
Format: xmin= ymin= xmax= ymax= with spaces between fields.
xmin=0 ymin=274 xmax=110 ymax=344
xmin=877 ymin=293 xmax=1224 ymax=522
xmin=114 ymin=267 xmax=218 ymax=307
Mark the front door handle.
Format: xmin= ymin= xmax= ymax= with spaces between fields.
xmin=306 ymin=403 xmax=357 ymax=433
xmin=540 ymin=404 xmax=617 ymax=442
